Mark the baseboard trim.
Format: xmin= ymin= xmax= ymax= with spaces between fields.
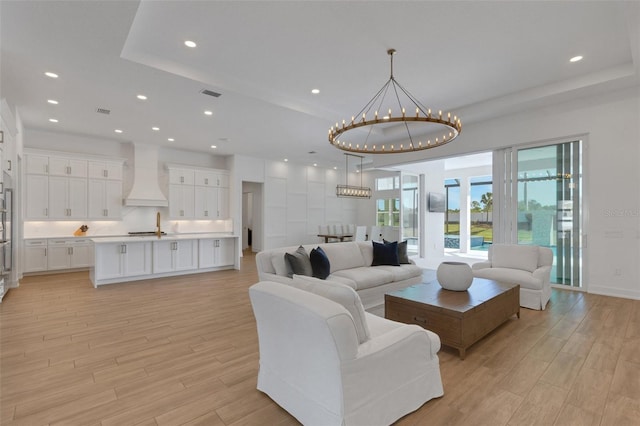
xmin=588 ymin=285 xmax=640 ymax=301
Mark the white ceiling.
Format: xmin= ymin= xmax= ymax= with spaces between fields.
xmin=2 ymin=1 xmax=639 ymax=169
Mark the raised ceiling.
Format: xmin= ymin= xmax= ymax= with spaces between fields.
xmin=1 ymin=1 xmax=638 ymax=169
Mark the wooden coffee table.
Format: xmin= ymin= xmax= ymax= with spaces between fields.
xmin=385 ymin=278 xmax=519 ymax=359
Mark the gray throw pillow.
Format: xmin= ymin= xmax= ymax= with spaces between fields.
xmin=383 ymin=239 xmax=410 ymax=264
xmin=284 ymin=245 xmax=313 ymax=278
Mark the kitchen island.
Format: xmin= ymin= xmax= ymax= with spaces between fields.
xmin=90 ymin=233 xmax=239 ymax=287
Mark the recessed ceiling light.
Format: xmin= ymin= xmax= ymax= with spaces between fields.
xmin=137 ymin=94 xmax=147 ymax=100
xmin=184 ymin=40 xmax=197 ymax=48
xmin=152 ymin=127 xmax=160 ymax=131
xmin=570 ymin=55 xmax=583 ymax=63
xmin=47 ymin=99 xmax=59 ymax=105
xmin=311 ymin=89 xmax=320 ymax=94
xmin=114 ymin=129 xmax=123 ymax=133
xmin=313 ymin=163 xmax=317 ymax=167
xmin=284 ymin=158 xmax=288 ymax=162
xmin=168 ymin=138 xmax=175 ymax=142
xmin=210 ymin=145 xmax=217 ymax=149
xmin=45 ymin=72 xmax=58 ymax=78
xmin=49 ymin=118 xmax=58 ymax=123
xmin=204 ymin=110 xmax=213 ymax=116
xmin=333 ymin=166 xmax=337 ymax=170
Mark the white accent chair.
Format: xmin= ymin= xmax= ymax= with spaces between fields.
xmin=472 ymin=244 xmax=553 ymax=310
xmin=249 ymin=280 xmax=444 ymax=426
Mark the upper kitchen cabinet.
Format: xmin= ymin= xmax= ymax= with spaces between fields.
xmin=167 ymin=165 xmax=230 ymax=220
xmin=25 ymin=149 xmax=124 ymax=220
xmin=49 ymin=156 xmax=87 ymax=178
xmin=169 ymin=168 xmax=195 ymax=186
xmin=88 ymin=160 xmax=123 ymax=180
xmin=26 ymin=154 xmax=50 ymax=175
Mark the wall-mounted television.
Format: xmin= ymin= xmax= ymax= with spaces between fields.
xmin=428 ymin=192 xmax=446 ymax=213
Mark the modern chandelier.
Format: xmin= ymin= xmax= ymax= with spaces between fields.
xmin=329 ymin=49 xmax=462 ymax=154
xmin=336 ymin=153 xmax=371 ymax=199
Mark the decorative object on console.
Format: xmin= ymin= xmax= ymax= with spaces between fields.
xmin=437 ymin=261 xmax=473 ymax=291
xmin=335 ymin=153 xmax=371 ymax=199
xmin=328 ymin=49 xmax=462 ymax=154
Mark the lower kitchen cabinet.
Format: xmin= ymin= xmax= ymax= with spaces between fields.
xmin=199 ymin=238 xmax=236 ymax=268
xmin=152 ymin=240 xmax=198 ymax=273
xmin=24 ymin=238 xmax=93 ymax=273
xmin=93 ymin=241 xmax=152 ymax=283
xmin=24 ymin=240 xmax=48 ymax=273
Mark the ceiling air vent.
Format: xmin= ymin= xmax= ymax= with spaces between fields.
xmin=200 ymin=89 xmax=222 ymax=98
xmin=96 ymin=107 xmax=111 ymax=115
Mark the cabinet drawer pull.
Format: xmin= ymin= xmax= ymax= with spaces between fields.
xmin=413 ymin=316 xmax=428 ymax=325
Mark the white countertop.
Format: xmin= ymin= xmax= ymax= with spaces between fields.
xmin=91 ymin=233 xmax=238 ymax=244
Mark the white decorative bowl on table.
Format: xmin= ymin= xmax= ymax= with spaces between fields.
xmin=436 ymin=261 xmax=473 ymax=291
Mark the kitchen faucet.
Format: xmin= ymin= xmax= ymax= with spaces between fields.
xmin=156 ymin=211 xmax=161 ymax=238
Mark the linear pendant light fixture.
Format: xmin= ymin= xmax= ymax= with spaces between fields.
xmin=336 ymin=153 xmax=371 ymax=199
xmin=329 ymin=49 xmax=462 ymax=154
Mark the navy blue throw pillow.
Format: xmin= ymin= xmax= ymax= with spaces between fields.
xmin=372 ymin=240 xmax=400 ymax=266
xmin=310 ymin=246 xmax=331 ymax=279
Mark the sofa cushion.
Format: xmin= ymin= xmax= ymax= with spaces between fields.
xmin=310 ymin=246 xmax=331 ymax=279
xmin=327 ymin=275 xmax=357 ymax=290
xmin=271 ymin=252 xmax=288 ymax=277
xmin=491 ymin=244 xmax=539 ymax=273
xmin=283 ymin=245 xmax=313 ymax=278
xmin=292 ymin=274 xmax=371 ymax=344
xmin=374 ymin=264 xmax=422 ymax=282
xmin=332 ymin=267 xmax=395 ymax=290
xmin=320 ymin=242 xmax=366 ymax=273
xmin=357 ymin=241 xmax=374 ymax=266
xmin=372 ymin=241 xmax=400 ymax=266
xmin=473 ymin=267 xmax=544 ymax=290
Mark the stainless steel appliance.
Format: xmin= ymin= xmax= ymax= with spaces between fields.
xmin=0 ymin=188 xmax=12 ymax=301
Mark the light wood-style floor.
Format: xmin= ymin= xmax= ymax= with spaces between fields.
xmin=2 ymin=252 xmax=639 ymax=425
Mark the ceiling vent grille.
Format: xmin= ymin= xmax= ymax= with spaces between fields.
xmin=96 ymin=107 xmax=111 ymax=115
xmin=200 ymin=89 xmax=222 ymax=98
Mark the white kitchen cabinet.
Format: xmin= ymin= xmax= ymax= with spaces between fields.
xmin=88 ymin=160 xmax=122 ymax=180
xmin=194 ymin=170 xmax=228 ymax=187
xmin=88 ymin=179 xmax=122 ymax=219
xmin=26 ymin=154 xmax=50 ymax=175
xmin=199 ymin=238 xmax=235 ymax=268
xmin=49 ymin=157 xmax=87 ymax=178
xmin=169 ymin=184 xmax=195 ymax=218
xmin=169 ymin=168 xmax=195 ymax=185
xmin=194 ymin=186 xmax=218 ymax=219
xmin=152 ymin=239 xmax=198 ymax=273
xmin=23 ymin=240 xmax=48 ymax=273
xmin=94 ymin=241 xmax=152 ymax=281
xmin=47 ymin=239 xmax=93 ymax=270
xmin=26 ymin=174 xmax=50 ymax=219
xmin=48 ymin=176 xmax=88 ymax=219
xmin=194 ymin=186 xmax=229 ymax=219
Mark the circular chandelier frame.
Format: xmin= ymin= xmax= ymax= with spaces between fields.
xmin=329 ymin=49 xmax=462 ymax=154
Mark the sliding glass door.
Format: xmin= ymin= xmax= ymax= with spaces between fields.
xmin=515 ymin=141 xmax=583 ymax=287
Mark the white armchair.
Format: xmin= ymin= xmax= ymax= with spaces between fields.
xmin=472 ymin=244 xmax=553 ymax=310
xmin=249 ymin=280 xmax=443 ymax=426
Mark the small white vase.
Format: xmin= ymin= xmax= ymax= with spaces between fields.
xmin=437 ymin=261 xmax=473 ymax=291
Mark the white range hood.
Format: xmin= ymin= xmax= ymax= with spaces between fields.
xmin=123 ymin=144 xmax=168 ymax=207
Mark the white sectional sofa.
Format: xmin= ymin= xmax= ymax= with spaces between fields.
xmin=256 ymin=241 xmax=423 ymax=310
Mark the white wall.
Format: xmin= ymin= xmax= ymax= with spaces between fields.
xmin=373 ymin=87 xmax=640 ymax=300
xmin=231 ymin=155 xmax=358 ymax=251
